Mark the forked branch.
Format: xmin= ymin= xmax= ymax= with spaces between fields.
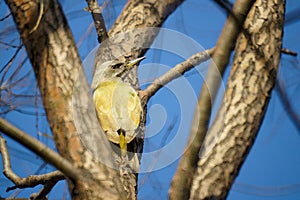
xmin=0 ymin=135 xmax=64 ymax=189
xmin=0 ymin=118 xmax=80 ymax=181
xmin=29 ymin=179 xmax=60 ymax=200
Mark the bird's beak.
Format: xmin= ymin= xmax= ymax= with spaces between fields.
xmin=127 ymin=56 xmax=146 ymax=68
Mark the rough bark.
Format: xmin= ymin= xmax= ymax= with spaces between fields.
xmin=94 ymin=0 xmax=185 ymax=88
xmin=190 ymin=0 xmax=285 ymax=199
xmin=5 ymin=0 xmax=184 ymax=199
xmin=169 ymin=1 xmax=255 ymax=199
xmin=92 ymin=0 xmax=184 ymax=198
xmin=5 ymin=0 xmax=124 ymax=199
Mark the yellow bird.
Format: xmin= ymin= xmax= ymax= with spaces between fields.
xmin=92 ymin=56 xmax=145 ymax=157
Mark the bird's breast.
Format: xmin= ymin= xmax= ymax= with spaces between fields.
xmin=93 ymin=80 xmax=142 ymax=135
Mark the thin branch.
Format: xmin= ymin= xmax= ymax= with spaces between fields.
xmin=0 ymin=136 xmax=18 ymax=183
xmin=214 ymin=0 xmax=233 ymax=12
xmin=0 ymin=118 xmax=81 ymax=181
xmin=4 ymin=57 xmax=30 ymax=89
xmin=0 ymin=135 xmax=64 ymax=192
xmin=140 ymin=48 xmax=215 ymax=102
xmin=0 ymin=54 xmax=28 ymax=88
xmin=76 ymin=22 xmax=94 ymax=48
xmin=0 ymin=40 xmax=19 ymax=48
xmin=30 ymin=180 xmax=59 ymax=200
xmin=281 ymin=48 xmax=298 ymax=56
xmin=6 ymin=172 xmax=63 ymax=192
xmin=0 ymin=13 xmax=11 ymax=21
xmin=0 ymin=44 xmax=23 ymax=74
xmin=85 ymin=0 xmax=108 ymax=43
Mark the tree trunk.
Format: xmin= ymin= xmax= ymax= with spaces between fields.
xmin=190 ymin=0 xmax=285 ymax=199
xmin=4 ymin=0 xmax=125 ymax=199
xmin=5 ymin=0 xmax=183 ymax=199
xmin=169 ymin=1 xmax=255 ymax=199
xmin=92 ymin=0 xmax=184 ymax=198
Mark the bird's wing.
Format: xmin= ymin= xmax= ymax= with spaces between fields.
xmin=127 ymin=88 xmax=142 ymax=128
xmin=93 ymin=81 xmax=120 ymax=132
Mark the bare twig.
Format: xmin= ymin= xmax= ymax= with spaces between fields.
xmin=214 ymin=0 xmax=233 ymax=11
xmin=0 ymin=13 xmax=11 ymax=21
xmin=1 ymin=58 xmax=30 ymax=95
xmin=6 ymin=172 xmax=63 ymax=192
xmin=76 ymin=22 xmax=94 ymax=48
xmin=0 ymin=136 xmax=18 ymax=184
xmin=0 ymin=44 xmax=22 ymax=74
xmin=0 ymin=118 xmax=81 ymax=181
xmin=85 ymin=0 xmax=108 ymax=43
xmin=0 ymin=40 xmax=19 ymax=48
xmin=140 ymin=48 xmax=215 ymax=102
xmin=0 ymin=135 xmax=65 ymax=192
xmin=30 ymin=180 xmax=59 ymax=200
xmin=281 ymin=48 xmax=298 ymax=56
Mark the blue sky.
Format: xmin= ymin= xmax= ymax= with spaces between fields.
xmin=1 ymin=0 xmax=300 ymax=199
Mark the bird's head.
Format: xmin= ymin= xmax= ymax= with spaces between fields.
xmin=91 ymin=56 xmax=145 ymax=90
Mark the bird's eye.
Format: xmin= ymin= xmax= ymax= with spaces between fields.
xmin=111 ymin=63 xmax=122 ymax=69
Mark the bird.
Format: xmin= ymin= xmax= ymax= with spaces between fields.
xmin=92 ymin=56 xmax=145 ymax=157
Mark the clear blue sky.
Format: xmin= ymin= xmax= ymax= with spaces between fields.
xmin=1 ymin=1 xmax=300 ymax=199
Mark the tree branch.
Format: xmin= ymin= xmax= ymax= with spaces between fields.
xmin=30 ymin=179 xmax=59 ymax=200
xmin=169 ymin=0 xmax=256 ymax=199
xmin=0 ymin=44 xmax=22 ymax=74
xmin=281 ymin=48 xmax=298 ymax=56
xmin=91 ymin=0 xmax=185 ymax=198
xmin=0 ymin=118 xmax=79 ymax=181
xmin=140 ymin=48 xmax=215 ymax=103
xmin=5 ymin=0 xmax=125 ymax=198
xmin=6 ymin=176 xmax=62 ymax=192
xmin=85 ymin=0 xmax=108 ymax=43
xmin=190 ymin=0 xmax=285 ymax=198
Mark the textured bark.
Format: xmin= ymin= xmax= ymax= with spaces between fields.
xmin=5 ymin=0 xmax=124 ymax=199
xmin=92 ymin=0 xmax=184 ymax=198
xmin=190 ymin=0 xmax=285 ymax=199
xmin=85 ymin=0 xmax=108 ymax=43
xmin=169 ymin=1 xmax=255 ymax=199
xmin=95 ymin=0 xmax=185 ymax=88
xmin=5 ymin=0 xmax=184 ymax=198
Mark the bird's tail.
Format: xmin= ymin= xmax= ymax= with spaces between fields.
xmin=118 ymin=129 xmax=127 ymax=157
